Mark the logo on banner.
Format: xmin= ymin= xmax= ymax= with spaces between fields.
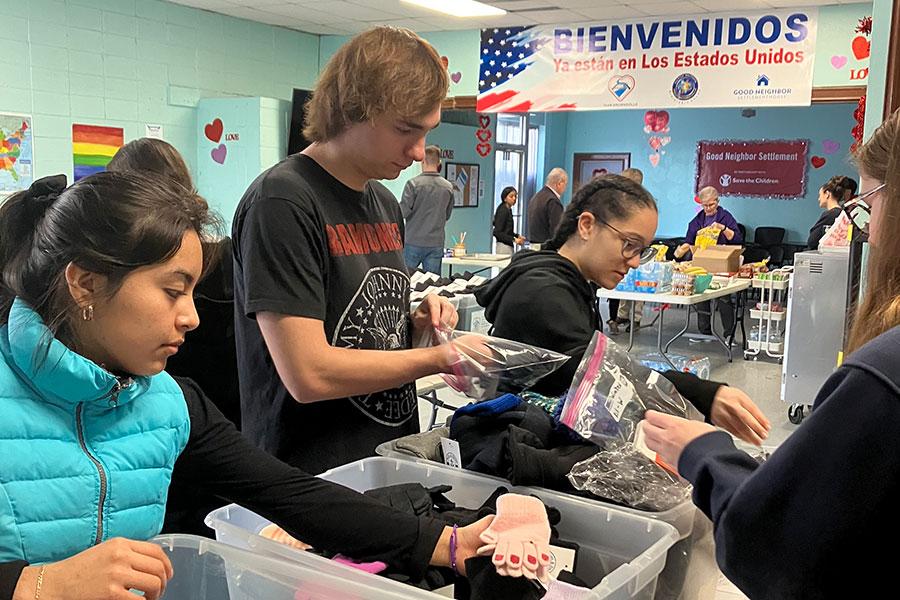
xmin=608 ymin=75 xmax=635 ymax=101
xmin=757 ymin=74 xmax=770 ymax=86
xmin=671 ymin=73 xmax=699 ymax=101
xmin=720 ymin=174 xmax=733 ymax=187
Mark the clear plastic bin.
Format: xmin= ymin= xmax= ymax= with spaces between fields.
xmin=207 ymin=457 xmax=679 ymax=600
xmin=154 ymin=533 xmax=416 ymax=599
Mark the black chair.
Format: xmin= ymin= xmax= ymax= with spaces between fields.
xmin=742 ymin=246 xmax=771 ymax=265
xmin=753 ymin=226 xmax=786 ymax=266
xmin=737 ymin=223 xmax=747 ymax=242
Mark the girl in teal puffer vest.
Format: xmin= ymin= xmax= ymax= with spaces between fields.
xmin=0 ymin=173 xmax=498 ymax=600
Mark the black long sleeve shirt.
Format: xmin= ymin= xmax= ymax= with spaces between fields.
xmin=492 ymin=203 xmax=518 ymax=246
xmin=0 ymin=377 xmax=444 ymax=598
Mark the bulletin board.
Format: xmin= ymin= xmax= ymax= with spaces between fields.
xmin=445 ymin=162 xmax=480 ymax=208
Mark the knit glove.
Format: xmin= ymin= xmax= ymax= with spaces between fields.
xmin=476 ymin=494 xmax=552 ymax=582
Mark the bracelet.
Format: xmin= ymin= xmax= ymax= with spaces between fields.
xmin=449 ymin=524 xmax=460 ymax=576
xmin=34 ymin=565 xmax=45 ymax=600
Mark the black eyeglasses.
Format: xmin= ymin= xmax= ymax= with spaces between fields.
xmin=842 ymin=183 xmax=886 ymax=233
xmin=598 ymin=219 xmax=656 ymax=264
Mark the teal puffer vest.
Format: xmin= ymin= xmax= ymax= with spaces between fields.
xmin=0 ymin=298 xmax=190 ymax=563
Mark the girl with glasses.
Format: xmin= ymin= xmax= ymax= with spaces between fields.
xmin=642 ymin=109 xmax=900 ymax=599
xmin=474 ymin=174 xmax=770 ymax=445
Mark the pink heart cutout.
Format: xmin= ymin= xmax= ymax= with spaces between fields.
xmin=211 ymin=144 xmax=227 ymax=164
xmin=649 ymin=153 xmax=660 ymax=167
xmin=451 ymin=72 xmax=462 ymax=83
xmin=830 ymin=55 xmax=848 ymax=69
xmin=648 ymin=137 xmax=662 ymax=151
xmin=822 ymin=139 xmax=840 ymax=154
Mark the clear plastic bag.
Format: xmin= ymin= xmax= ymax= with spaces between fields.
xmin=559 ymin=332 xmax=704 ymax=511
xmin=433 ymin=327 xmax=570 ymax=401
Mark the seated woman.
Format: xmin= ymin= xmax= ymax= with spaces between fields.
xmin=807 ymin=175 xmax=855 ymax=249
xmin=0 ymin=173 xmax=493 ymax=600
xmin=492 ymin=186 xmax=525 ymax=255
xmin=474 ymin=175 xmax=770 ymax=445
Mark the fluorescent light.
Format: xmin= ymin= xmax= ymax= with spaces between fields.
xmin=401 ymin=0 xmax=506 ymax=18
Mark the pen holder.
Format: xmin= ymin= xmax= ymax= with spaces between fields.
xmin=452 ymin=244 xmax=467 ymax=257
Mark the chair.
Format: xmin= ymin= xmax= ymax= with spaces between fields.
xmin=742 ymin=246 xmax=771 ymax=265
xmin=753 ymin=227 xmax=786 ymax=266
xmin=737 ymin=223 xmax=747 ymax=242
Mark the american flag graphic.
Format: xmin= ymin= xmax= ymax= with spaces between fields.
xmin=477 ymin=27 xmax=577 ymax=113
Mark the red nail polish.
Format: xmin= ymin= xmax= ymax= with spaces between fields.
xmin=494 ymin=554 xmax=504 ymax=561
xmin=510 ymin=555 xmax=520 ymax=565
xmin=541 ymin=554 xmax=550 ymax=562
xmin=527 ymin=555 xmax=536 ymax=565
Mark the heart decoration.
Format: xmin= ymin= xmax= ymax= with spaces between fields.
xmin=811 ymin=156 xmax=826 ymax=169
xmin=822 ymin=139 xmax=840 ymax=155
xmin=451 ymin=72 xmax=462 ymax=84
xmin=608 ymin=75 xmax=635 ymax=101
xmin=648 ymin=153 xmax=661 ymax=167
xmin=830 ymin=55 xmax=848 ymax=69
xmin=659 ymin=136 xmax=671 ymax=146
xmin=476 ymin=129 xmax=492 ymax=142
xmin=204 ymin=118 xmax=223 ymax=143
xmin=476 ymin=143 xmax=492 ymax=157
xmin=479 ymin=115 xmax=491 ymax=129
xmin=648 ymin=137 xmax=662 ymax=151
xmin=694 ymin=194 xmax=702 ymax=204
xmin=852 ymin=35 xmax=870 ymax=60
xmin=643 ymin=110 xmax=670 ymax=133
xmin=211 ymin=144 xmax=227 ymax=164
xmin=441 ymin=55 xmax=449 ymax=69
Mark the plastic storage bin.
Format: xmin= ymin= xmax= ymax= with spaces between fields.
xmin=207 ymin=458 xmax=679 ymax=600
xmin=154 ymin=533 xmax=418 ymax=599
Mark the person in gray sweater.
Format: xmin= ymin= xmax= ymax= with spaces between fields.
xmin=401 ymin=145 xmax=454 ymax=273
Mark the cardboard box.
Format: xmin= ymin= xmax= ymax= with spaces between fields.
xmin=692 ymin=245 xmax=743 ymax=274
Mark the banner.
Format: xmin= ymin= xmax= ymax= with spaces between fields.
xmin=695 ymin=139 xmax=809 ymax=199
xmin=477 ymin=9 xmax=818 ymax=112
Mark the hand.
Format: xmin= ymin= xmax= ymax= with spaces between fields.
xmin=451 ymin=515 xmax=496 ymax=575
xmin=710 ymin=222 xmax=726 ymax=232
xmin=514 ymin=236 xmax=526 ymax=246
xmin=15 ymin=538 xmax=174 ymax=600
xmin=412 ymin=294 xmax=458 ymax=339
xmin=710 ymin=386 xmax=771 ymax=446
xmin=259 ymin=523 xmax=312 ymax=551
xmin=675 ymin=243 xmax=692 ymax=258
xmin=642 ymin=410 xmax=717 ymax=475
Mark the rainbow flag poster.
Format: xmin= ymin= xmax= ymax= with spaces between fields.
xmin=72 ymin=124 xmax=124 ymax=181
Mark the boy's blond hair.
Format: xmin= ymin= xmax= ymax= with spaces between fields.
xmin=303 ymin=27 xmax=449 ymax=143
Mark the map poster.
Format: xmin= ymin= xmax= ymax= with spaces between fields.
xmin=0 ymin=113 xmax=33 ymax=195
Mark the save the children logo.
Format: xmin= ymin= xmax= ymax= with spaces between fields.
xmin=332 ymin=267 xmax=416 ymax=425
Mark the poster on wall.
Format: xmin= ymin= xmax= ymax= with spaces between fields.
xmin=445 ymin=162 xmax=480 ymax=208
xmin=477 ymin=9 xmax=818 ymax=112
xmin=0 ymin=113 xmax=33 ymax=195
xmin=572 ymin=153 xmax=630 ymax=192
xmin=72 ymin=124 xmax=124 ymax=182
xmin=695 ymin=139 xmax=809 ymax=199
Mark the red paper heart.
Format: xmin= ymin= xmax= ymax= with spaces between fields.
xmin=648 ymin=136 xmax=662 ymax=151
xmin=476 ymin=142 xmax=491 ymax=157
xmin=479 ymin=115 xmax=490 ymax=129
xmin=441 ymin=55 xmax=449 ymax=69
xmin=204 ymin=118 xmax=223 ymax=143
xmin=694 ymin=195 xmax=702 ymax=204
xmin=811 ymin=156 xmax=826 ymax=168
xmin=475 ymin=129 xmax=492 ymax=142
xmin=643 ymin=110 xmax=670 ymax=133
xmin=852 ymin=35 xmax=870 ymax=60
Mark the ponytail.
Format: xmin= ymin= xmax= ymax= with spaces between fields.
xmin=0 ymin=175 xmax=67 ymax=319
xmin=544 ymin=174 xmax=657 ymax=251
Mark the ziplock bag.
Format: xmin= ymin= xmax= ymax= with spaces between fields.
xmin=559 ymin=332 xmax=704 ymax=511
xmin=433 ymin=327 xmax=569 ymax=401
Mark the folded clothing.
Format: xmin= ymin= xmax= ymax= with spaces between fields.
xmin=394 ymin=426 xmax=450 ymax=461
xmin=450 ymin=401 xmax=600 ymax=492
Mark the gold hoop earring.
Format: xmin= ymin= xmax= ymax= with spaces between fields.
xmin=82 ymin=305 xmax=94 ymax=321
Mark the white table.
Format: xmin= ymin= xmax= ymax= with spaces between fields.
xmin=442 ymin=255 xmax=511 ymax=277
xmin=597 ymin=278 xmax=751 ymax=369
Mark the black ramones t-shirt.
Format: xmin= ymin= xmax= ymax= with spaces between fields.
xmin=232 ymin=154 xmax=418 ymax=474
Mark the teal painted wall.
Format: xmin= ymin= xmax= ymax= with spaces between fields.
xmin=0 ymin=0 xmax=318 ymax=216
xmin=813 ymin=3 xmax=873 ymax=88
xmin=863 ymin=0 xmax=894 ymax=138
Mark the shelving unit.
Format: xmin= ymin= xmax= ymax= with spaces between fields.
xmin=744 ymin=270 xmax=792 ymax=363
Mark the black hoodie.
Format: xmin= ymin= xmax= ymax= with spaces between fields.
xmin=474 ymin=250 xmax=721 ymax=418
